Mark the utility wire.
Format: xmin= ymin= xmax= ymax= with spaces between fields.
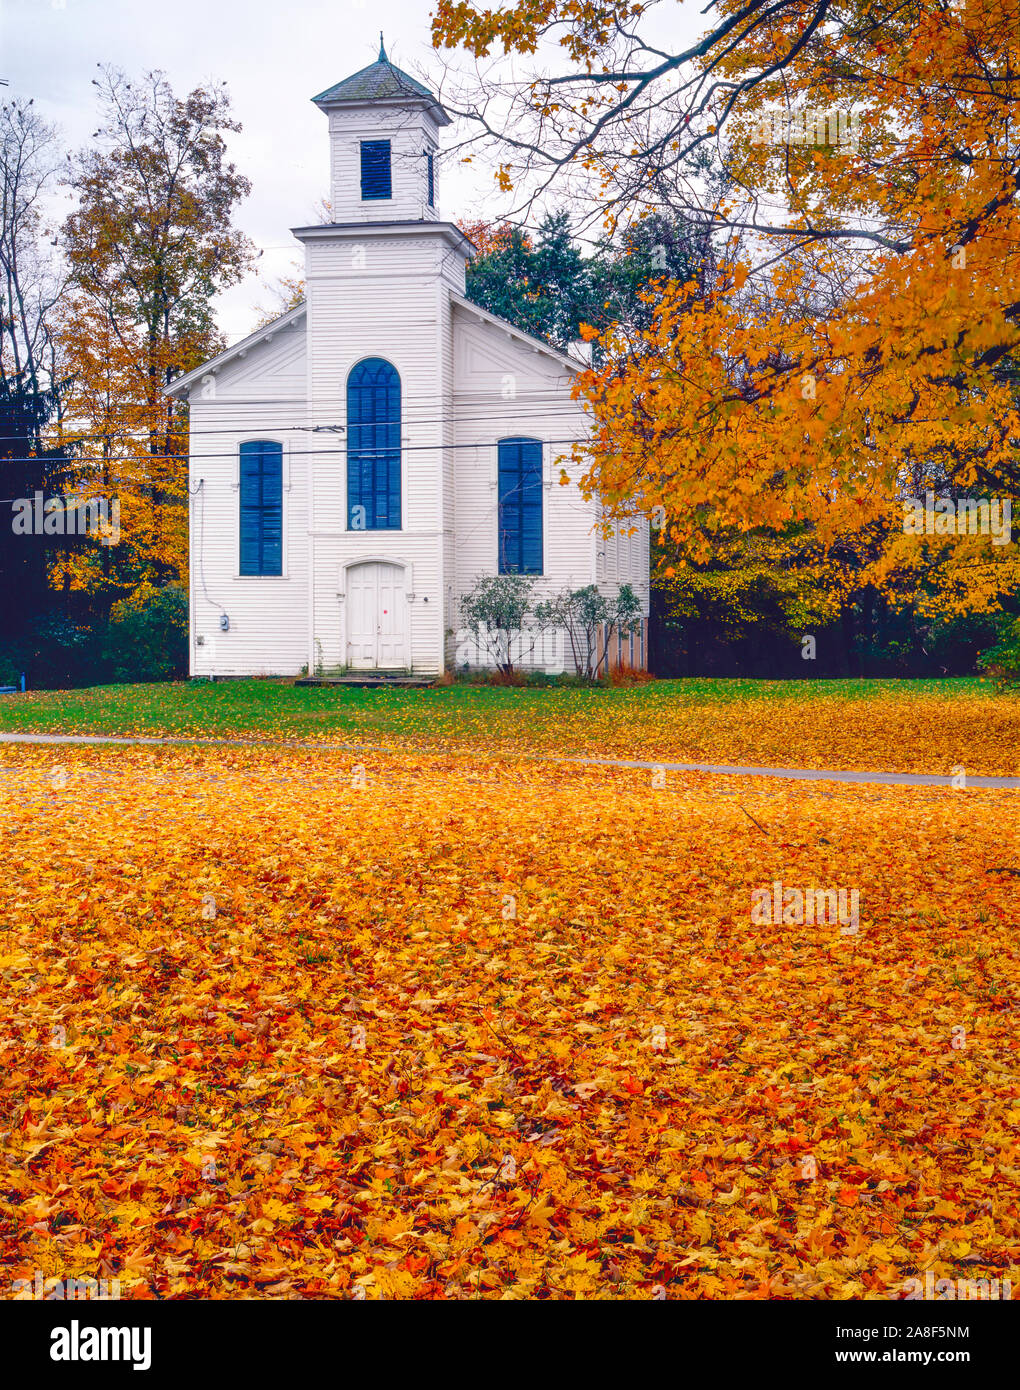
xmin=0 ymin=437 xmax=592 ymax=466
xmin=1 ymin=409 xmax=592 ymax=447
xmin=2 ymin=399 xmax=593 ymax=447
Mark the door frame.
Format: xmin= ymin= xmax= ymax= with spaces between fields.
xmin=339 ymin=557 xmax=411 ymax=670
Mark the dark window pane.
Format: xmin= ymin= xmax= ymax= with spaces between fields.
xmin=360 ymin=140 xmax=391 ymax=200
xmin=347 ymin=358 xmax=401 ymax=530
xmin=498 ymin=437 xmax=542 ymax=574
xmin=239 ymin=441 xmax=283 ymax=576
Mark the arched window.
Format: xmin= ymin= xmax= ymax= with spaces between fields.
xmin=497 ymin=437 xmax=543 ymax=574
xmin=347 ymin=358 xmax=401 ymax=531
xmin=239 ymin=440 xmax=283 ymax=575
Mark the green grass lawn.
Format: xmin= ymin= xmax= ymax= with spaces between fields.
xmin=0 ymin=676 xmax=1014 ymax=774
xmin=0 ymin=675 xmax=997 ymax=736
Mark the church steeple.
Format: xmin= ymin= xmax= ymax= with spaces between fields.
xmin=311 ymin=47 xmax=449 ymax=119
xmin=312 ymin=46 xmax=451 ymax=224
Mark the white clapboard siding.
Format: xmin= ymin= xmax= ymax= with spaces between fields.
xmin=597 ymin=514 xmax=651 ymax=607
xmin=178 ymin=281 xmax=649 ymax=678
xmin=183 ymin=319 xmax=309 ymax=676
xmin=313 ymin=535 xmax=443 ymax=672
xmin=440 ymin=281 xmax=458 ymax=660
xmin=326 ymin=106 xmax=444 ymax=226
xmin=188 ymin=433 xmax=309 ymax=676
xmin=171 ymin=60 xmax=650 ymax=679
xmin=452 ymin=304 xmax=595 ymax=595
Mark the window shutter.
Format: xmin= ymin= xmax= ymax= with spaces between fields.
xmin=425 ymin=150 xmax=434 ymax=207
xmin=239 ymin=441 xmax=283 ymax=575
xmin=360 ymin=140 xmax=392 ymax=200
xmin=261 ymin=449 xmax=283 ymax=574
xmin=498 ymin=437 xmax=543 ymax=574
xmin=347 ymin=358 xmax=401 ymax=531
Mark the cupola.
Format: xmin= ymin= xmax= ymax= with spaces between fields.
xmin=312 ymin=35 xmax=451 ymax=224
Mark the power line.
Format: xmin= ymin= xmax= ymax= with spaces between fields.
xmin=4 ymin=393 xmax=592 ymax=448
xmin=6 ymin=407 xmax=595 ymax=448
xmin=0 ymin=438 xmax=591 ymax=466
xmin=4 ymin=402 xmax=591 ymax=446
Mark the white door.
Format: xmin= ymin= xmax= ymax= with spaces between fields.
xmin=346 ymin=562 xmax=407 ymax=669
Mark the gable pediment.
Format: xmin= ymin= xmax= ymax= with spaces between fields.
xmin=453 ymin=312 xmax=575 ymax=394
xmin=215 ymin=329 xmax=306 ymax=397
xmin=167 ymin=302 xmax=307 ymax=400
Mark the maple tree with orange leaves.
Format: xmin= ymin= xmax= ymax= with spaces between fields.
xmin=55 ymin=67 xmax=255 ymax=593
xmin=435 ymin=0 xmax=1020 ymax=616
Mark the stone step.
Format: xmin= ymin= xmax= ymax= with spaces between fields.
xmin=294 ymin=673 xmax=433 ymax=688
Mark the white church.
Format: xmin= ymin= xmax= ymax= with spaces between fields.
xmin=168 ymin=41 xmax=649 ymax=679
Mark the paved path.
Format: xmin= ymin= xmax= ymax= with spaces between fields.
xmin=567 ymin=756 xmax=1020 ymax=790
xmin=1 ymin=730 xmax=1016 ymax=789
xmin=0 ymin=731 xmax=370 ymax=750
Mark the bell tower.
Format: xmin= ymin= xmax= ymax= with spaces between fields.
xmin=312 ymin=35 xmax=451 ymax=224
xmin=294 ymin=39 xmax=474 ymax=680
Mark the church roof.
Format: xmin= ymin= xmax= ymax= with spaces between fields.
xmin=165 ymin=277 xmax=585 ymax=400
xmin=312 ymin=35 xmax=446 ymax=117
xmin=164 ymin=301 xmax=307 ymax=399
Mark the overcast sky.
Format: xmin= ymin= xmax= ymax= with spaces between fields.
xmin=3 ymin=0 xmax=704 ymax=343
xmin=2 ymin=0 xmax=507 ymax=342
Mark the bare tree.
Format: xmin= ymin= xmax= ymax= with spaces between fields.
xmin=431 ymin=0 xmax=929 ymax=253
xmin=0 ymin=98 xmax=65 ymax=397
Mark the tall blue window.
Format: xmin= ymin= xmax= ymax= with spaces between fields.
xmin=347 ymin=358 xmax=401 ymax=530
xmin=498 ymin=437 xmax=543 ymax=574
xmin=239 ymin=440 xmax=282 ymax=575
xmin=424 ymin=150 xmax=435 ymax=207
xmin=360 ymin=140 xmax=391 ymax=200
